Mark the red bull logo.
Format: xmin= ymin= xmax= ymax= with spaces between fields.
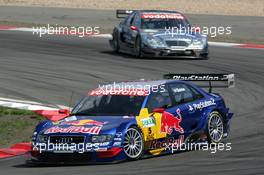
xmin=44 ymin=126 xmax=102 ymax=135
xmin=149 ymin=135 xmax=185 ymax=149
xmin=160 ymin=109 xmax=184 ymax=134
xmin=61 ymin=119 xmax=105 ymax=126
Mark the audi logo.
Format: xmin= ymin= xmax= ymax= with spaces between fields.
xmin=54 ymin=137 xmax=73 ymax=143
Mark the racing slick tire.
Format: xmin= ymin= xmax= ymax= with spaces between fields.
xmin=123 ymin=126 xmax=144 ymax=160
xmin=112 ymin=32 xmax=120 ymax=53
xmin=199 ymin=53 xmax=209 ymax=60
xmin=206 ymin=111 xmax=224 ymax=143
xmin=134 ymin=36 xmax=143 ymax=58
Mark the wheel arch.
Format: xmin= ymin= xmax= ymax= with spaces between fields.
xmin=197 ymin=107 xmax=224 ymax=131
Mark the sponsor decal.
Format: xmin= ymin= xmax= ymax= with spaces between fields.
xmin=44 ymin=126 xmax=102 ymax=135
xmin=189 ymin=98 xmax=216 ymax=111
xmin=113 ymin=142 xmax=122 ymax=147
xmin=87 ymin=142 xmax=110 ymax=147
xmin=96 ymin=148 xmax=108 ymax=152
xmin=89 ymin=88 xmax=148 ymax=96
xmin=166 ymin=74 xmax=232 ymax=81
xmin=149 ymin=135 xmax=184 ymax=150
xmin=64 ymin=115 xmax=77 ymax=122
xmin=85 ymin=142 xmax=110 ymax=152
xmin=188 ymin=105 xmax=194 ymax=112
xmin=141 ymin=13 xmax=184 ymax=19
xmin=160 ymin=109 xmax=184 ymax=134
xmin=141 ymin=117 xmax=155 ymax=128
xmin=60 ymin=119 xmax=106 ymax=126
xmin=115 ymin=132 xmax=122 ymax=137
xmin=147 ymin=131 xmax=155 ymax=140
xmin=114 ymin=138 xmax=122 ymax=141
xmin=123 ymin=116 xmax=134 ymax=118
xmin=172 ymin=88 xmax=185 ymax=93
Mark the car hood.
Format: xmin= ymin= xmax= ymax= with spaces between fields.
xmin=39 ymin=115 xmax=135 ymax=135
xmin=141 ymin=29 xmax=202 ymax=40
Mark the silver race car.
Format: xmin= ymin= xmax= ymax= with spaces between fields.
xmin=109 ymin=10 xmax=209 ymax=59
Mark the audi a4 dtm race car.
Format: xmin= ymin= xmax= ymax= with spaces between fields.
xmin=29 ymin=74 xmax=234 ymax=164
xmin=109 ymin=10 xmax=209 ymax=59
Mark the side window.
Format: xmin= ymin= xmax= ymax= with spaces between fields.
xmin=169 ymin=83 xmax=202 ymax=105
xmin=132 ymin=14 xmax=141 ymax=28
xmin=146 ymin=88 xmax=172 ymax=112
xmin=121 ymin=16 xmax=129 ymax=26
xmin=126 ymin=13 xmax=136 ymax=26
xmin=190 ymin=86 xmax=204 ymax=100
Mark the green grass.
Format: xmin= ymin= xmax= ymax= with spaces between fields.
xmin=0 ymin=106 xmax=37 ymax=116
xmin=0 ymin=106 xmax=44 ymax=148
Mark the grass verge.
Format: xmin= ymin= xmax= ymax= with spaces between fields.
xmin=0 ymin=106 xmax=43 ymax=148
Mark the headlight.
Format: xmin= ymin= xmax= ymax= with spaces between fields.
xmin=192 ymin=39 xmax=203 ymax=45
xmin=91 ymin=135 xmax=113 ymax=143
xmin=37 ymin=134 xmax=48 ymax=142
xmin=191 ymin=37 xmax=207 ymax=46
xmin=145 ymin=36 xmax=166 ymax=48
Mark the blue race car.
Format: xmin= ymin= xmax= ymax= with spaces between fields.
xmin=109 ymin=10 xmax=209 ymax=59
xmin=29 ymin=74 xmax=234 ymax=164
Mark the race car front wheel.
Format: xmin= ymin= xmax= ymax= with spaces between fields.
xmin=134 ymin=37 xmax=142 ymax=58
xmin=199 ymin=53 xmax=209 ymax=60
xmin=112 ymin=32 xmax=120 ymax=53
xmin=123 ymin=126 xmax=144 ymax=160
xmin=206 ymin=111 xmax=224 ymax=143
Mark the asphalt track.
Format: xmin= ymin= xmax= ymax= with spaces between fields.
xmin=0 ymin=30 xmax=264 ymax=175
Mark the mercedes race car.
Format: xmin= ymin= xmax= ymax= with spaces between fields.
xmin=109 ymin=10 xmax=209 ymax=59
xmin=29 ymin=74 xmax=234 ymax=164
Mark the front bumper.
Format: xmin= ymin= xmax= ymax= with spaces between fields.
xmin=141 ymin=44 xmax=208 ymax=58
xmin=28 ymin=147 xmax=124 ymax=164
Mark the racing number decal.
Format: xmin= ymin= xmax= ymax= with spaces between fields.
xmin=136 ymin=108 xmax=166 ymax=141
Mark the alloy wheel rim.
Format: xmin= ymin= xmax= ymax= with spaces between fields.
xmin=123 ymin=128 xmax=143 ymax=158
xmin=208 ymin=114 xmax=224 ymax=142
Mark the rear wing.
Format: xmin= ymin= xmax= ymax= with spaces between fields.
xmin=163 ymin=73 xmax=235 ymax=93
xmin=116 ymin=9 xmax=134 ymax=18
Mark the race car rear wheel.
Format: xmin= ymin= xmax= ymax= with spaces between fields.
xmin=206 ymin=111 xmax=224 ymax=143
xmin=123 ymin=126 xmax=144 ymax=160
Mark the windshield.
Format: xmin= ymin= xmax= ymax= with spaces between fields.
xmin=71 ymin=95 xmax=145 ymax=116
xmin=141 ymin=18 xmax=190 ymax=29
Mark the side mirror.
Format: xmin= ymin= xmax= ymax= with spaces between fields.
xmin=193 ymin=26 xmax=200 ymax=33
xmin=152 ymin=108 xmax=165 ymax=113
xmin=130 ymin=25 xmax=137 ymax=31
xmin=58 ymin=109 xmax=70 ymax=115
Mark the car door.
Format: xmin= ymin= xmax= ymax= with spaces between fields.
xmin=120 ymin=12 xmax=136 ymax=49
xmin=144 ymin=86 xmax=174 ymax=140
xmin=129 ymin=13 xmax=141 ymax=48
xmin=167 ymin=82 xmax=205 ymax=136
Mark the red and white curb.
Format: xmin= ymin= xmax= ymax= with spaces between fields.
xmin=0 ymin=97 xmax=70 ymax=121
xmin=0 ymin=143 xmax=31 ymax=159
xmin=0 ymin=97 xmax=61 ymax=110
xmin=0 ymin=26 xmax=263 ymax=49
xmin=0 ymin=97 xmax=71 ymax=159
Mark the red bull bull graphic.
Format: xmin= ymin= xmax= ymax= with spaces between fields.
xmin=160 ymin=109 xmax=184 ymax=134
